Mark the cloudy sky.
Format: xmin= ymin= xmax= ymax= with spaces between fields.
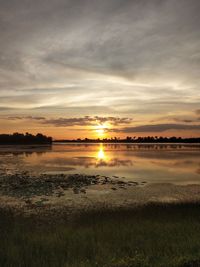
xmin=0 ymin=0 xmax=200 ymax=139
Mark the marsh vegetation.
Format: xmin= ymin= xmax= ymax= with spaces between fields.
xmin=1 ymin=203 xmax=200 ymax=267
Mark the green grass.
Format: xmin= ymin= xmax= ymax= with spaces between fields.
xmin=1 ymin=203 xmax=200 ymax=267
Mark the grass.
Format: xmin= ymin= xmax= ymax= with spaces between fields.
xmin=1 ymin=203 xmax=200 ymax=267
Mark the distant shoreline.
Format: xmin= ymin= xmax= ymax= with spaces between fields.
xmin=54 ymin=140 xmax=200 ymax=144
xmin=0 ymin=141 xmax=200 ymax=145
xmin=0 ymin=132 xmax=200 ymax=144
xmin=54 ymin=136 xmax=200 ymax=144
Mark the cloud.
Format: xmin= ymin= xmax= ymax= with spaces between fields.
xmin=173 ymin=119 xmax=194 ymax=123
xmin=4 ymin=115 xmax=132 ymax=127
xmin=113 ymin=123 xmax=200 ymax=133
xmin=1 ymin=0 xmax=200 ymax=86
xmin=7 ymin=116 xmax=45 ymax=120
xmin=151 ymin=116 xmax=196 ymax=124
xmin=43 ymin=116 xmax=132 ymax=127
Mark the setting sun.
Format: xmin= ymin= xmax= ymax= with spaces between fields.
xmin=95 ymin=124 xmax=107 ymax=137
xmin=96 ymin=128 xmax=104 ymax=135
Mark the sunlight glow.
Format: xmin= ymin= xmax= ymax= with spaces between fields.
xmin=97 ymin=144 xmax=106 ymax=160
xmin=96 ymin=128 xmax=105 ymax=135
xmin=95 ymin=123 xmax=107 ymax=137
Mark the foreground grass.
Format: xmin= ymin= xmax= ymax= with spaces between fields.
xmin=1 ymin=203 xmax=200 ymax=267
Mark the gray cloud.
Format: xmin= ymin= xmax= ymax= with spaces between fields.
xmin=114 ymin=124 xmax=200 ymax=133
xmin=7 ymin=116 xmax=45 ymax=120
xmin=150 ymin=108 xmax=200 ymax=124
xmin=4 ymin=115 xmax=132 ymax=127
xmin=1 ymin=0 xmax=200 ymax=83
xmin=43 ymin=116 xmax=132 ymax=127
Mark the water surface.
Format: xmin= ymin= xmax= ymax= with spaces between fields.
xmin=0 ymin=143 xmax=200 ymax=184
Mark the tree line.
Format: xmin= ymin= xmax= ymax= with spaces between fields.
xmin=0 ymin=133 xmax=52 ymax=144
xmin=55 ymin=136 xmax=200 ymax=143
xmin=1 ymin=133 xmax=199 ymax=144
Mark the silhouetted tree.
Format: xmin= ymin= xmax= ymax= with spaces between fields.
xmin=0 ymin=133 xmax=52 ymax=144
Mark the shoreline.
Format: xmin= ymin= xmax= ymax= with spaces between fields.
xmin=1 ymin=172 xmax=200 ymax=219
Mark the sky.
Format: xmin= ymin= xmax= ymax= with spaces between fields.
xmin=0 ymin=0 xmax=200 ymax=139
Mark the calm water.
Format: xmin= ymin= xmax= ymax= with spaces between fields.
xmin=0 ymin=143 xmax=200 ymax=184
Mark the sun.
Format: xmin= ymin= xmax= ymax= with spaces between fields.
xmin=96 ymin=128 xmax=105 ymax=135
xmin=95 ymin=124 xmax=107 ymax=136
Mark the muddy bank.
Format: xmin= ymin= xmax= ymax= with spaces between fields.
xmin=0 ymin=172 xmax=144 ymax=217
xmin=1 ymin=172 xmax=200 ymax=218
xmin=0 ymin=172 xmax=143 ymax=198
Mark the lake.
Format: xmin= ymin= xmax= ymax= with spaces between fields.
xmin=0 ymin=143 xmax=200 ymax=185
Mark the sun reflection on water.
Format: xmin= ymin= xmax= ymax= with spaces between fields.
xmin=97 ymin=144 xmax=106 ymax=161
